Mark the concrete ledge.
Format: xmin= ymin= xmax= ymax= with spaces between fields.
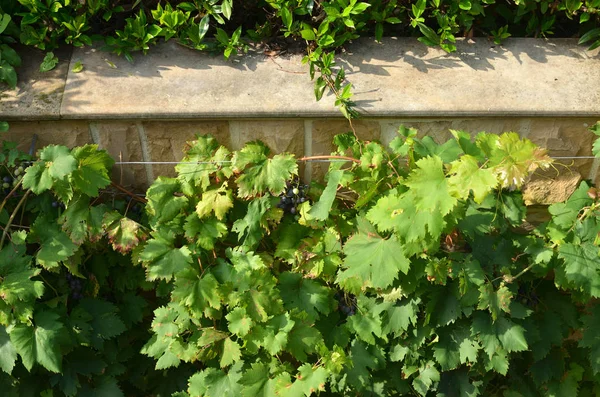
xmin=1 ymin=46 xmax=72 ymax=120
xmin=1 ymin=38 xmax=598 ymax=120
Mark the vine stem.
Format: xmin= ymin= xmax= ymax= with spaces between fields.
xmin=39 ymin=274 xmax=59 ymax=297
xmin=0 ymin=189 xmax=31 ymax=248
xmin=510 ymin=263 xmax=537 ymax=282
xmin=111 ymin=181 xmax=147 ymax=204
xmin=0 ymin=178 xmax=23 ymax=215
xmin=299 ymin=155 xmax=360 ymax=163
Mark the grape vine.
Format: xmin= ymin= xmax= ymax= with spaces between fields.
xmin=1 ymin=124 xmax=600 ymax=396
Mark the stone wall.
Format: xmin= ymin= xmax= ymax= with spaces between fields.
xmin=4 ymin=117 xmax=598 ymax=204
xmin=2 ymin=38 xmax=599 ymax=204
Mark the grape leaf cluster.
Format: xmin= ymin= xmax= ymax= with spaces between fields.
xmin=0 ymin=129 xmax=599 ymax=397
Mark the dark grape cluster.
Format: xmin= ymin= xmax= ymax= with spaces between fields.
xmin=2 ymin=175 xmax=12 ymax=195
xmin=335 ymin=291 xmax=357 ymax=317
xmin=1 ymin=162 xmax=31 ymax=197
xmin=518 ymin=283 xmax=539 ymax=309
xmin=277 ymin=180 xmax=309 ymax=214
xmin=66 ymin=273 xmax=84 ymax=300
xmin=51 ymin=200 xmax=66 ymax=209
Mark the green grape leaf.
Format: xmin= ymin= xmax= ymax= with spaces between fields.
xmin=286 ymin=319 xmax=323 ymax=362
xmin=345 ymin=339 xmax=386 ymax=389
xmin=337 ymin=231 xmax=409 ymax=289
xmin=184 ymin=214 xmax=227 ymax=250
xmin=30 ymin=216 xmax=78 ymax=269
xmin=226 ymin=307 xmax=253 ymax=337
xmin=82 ymin=377 xmax=124 ymax=397
xmin=188 ymin=361 xmax=243 ymax=397
xmin=70 ymin=145 xmax=114 ymax=197
xmin=433 ymin=324 xmax=480 ymax=371
xmin=22 ymin=145 xmax=77 ymax=194
xmin=0 ymin=243 xmax=44 ymax=305
xmin=383 ymin=298 xmax=420 ymax=336
xmin=262 ymin=314 xmax=295 ymax=355
xmin=471 ymin=312 xmax=502 ymax=365
xmin=308 ymin=169 xmax=344 ymax=221
xmin=59 ymin=195 xmax=93 ymax=245
xmin=233 ymin=142 xmax=298 ymax=197
xmin=139 ymin=231 xmax=193 ymax=281
xmin=405 ymin=156 xmax=457 ymax=215
xmin=39 ymin=145 xmax=77 ymax=179
xmin=118 ymin=292 xmax=148 ymax=327
xmin=103 ymin=211 xmax=146 ymax=253
xmin=438 ymin=368 xmax=481 ymax=397
xmin=557 ymin=243 xmax=600 ymax=298
xmin=240 ymin=272 xmax=282 ymax=323
xmin=548 ymin=182 xmax=593 ymax=229
xmin=482 ymin=132 xmax=552 ymax=190
xmin=367 ymin=190 xmax=445 ymax=249
xmin=274 ymin=222 xmax=310 ymax=263
xmin=347 ymin=310 xmax=383 ymax=345
xmin=580 ymin=305 xmax=600 ymax=374
xmin=172 ymin=269 xmax=222 ymax=317
xmin=546 ymin=363 xmax=584 ymax=397
xmin=287 ymin=363 xmax=328 ymax=396
xmin=477 ymin=283 xmax=513 ymax=321
xmin=196 ymin=184 xmax=233 ymax=220
xmin=232 ymin=196 xmax=271 ymax=249
xmin=495 ymin=316 xmax=528 ymax=353
xmin=412 ymin=361 xmax=440 ymax=396
xmin=0 ymin=325 xmax=17 ymax=374
xmin=240 ymin=363 xmax=291 ymax=397
xmin=279 ymin=272 xmax=331 ymax=322
xmin=448 ymin=155 xmax=498 ymax=203
xmin=10 ymin=311 xmax=65 ymax=373
xmin=176 ymin=135 xmax=232 ymax=190
xmin=433 ymin=334 xmax=461 ymax=371
xmin=76 ymin=298 xmax=126 ymax=341
xmin=412 ymin=136 xmax=462 ymax=163
xmin=220 ymin=338 xmax=242 ymax=368
xmin=146 ymin=177 xmax=189 ymax=225
xmin=227 ymin=248 xmax=266 ymax=271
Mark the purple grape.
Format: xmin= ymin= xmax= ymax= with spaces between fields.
xmin=51 ymin=201 xmax=59 ymax=208
xmin=2 ymin=176 xmax=11 ymax=183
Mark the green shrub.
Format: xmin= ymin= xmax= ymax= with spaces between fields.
xmin=1 ymin=124 xmax=600 ymax=395
xmin=0 ymin=2 xmax=21 ymax=88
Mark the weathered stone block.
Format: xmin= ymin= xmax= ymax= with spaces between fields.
xmin=522 ymin=170 xmax=582 ymax=205
xmin=526 ymin=118 xmax=598 ymax=183
xmin=142 ymin=120 xmax=230 ymax=178
xmin=2 ymin=121 xmax=91 ymax=155
xmin=526 ymin=119 xmax=597 ymax=156
xmin=91 ymin=122 xmax=147 ymax=190
xmin=230 ymin=120 xmax=304 ymax=156
xmin=230 ymin=120 xmax=305 ymax=181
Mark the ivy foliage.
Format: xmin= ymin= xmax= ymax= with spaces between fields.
xmin=1 ymin=126 xmax=600 ymax=395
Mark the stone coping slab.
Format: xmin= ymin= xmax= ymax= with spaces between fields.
xmin=1 ymin=38 xmax=599 ymax=120
xmin=1 ymin=46 xmax=72 ymax=120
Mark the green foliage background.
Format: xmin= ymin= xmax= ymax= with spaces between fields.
xmin=1 ymin=124 xmax=600 ymax=396
xmin=1 ymin=0 xmax=600 ymax=114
